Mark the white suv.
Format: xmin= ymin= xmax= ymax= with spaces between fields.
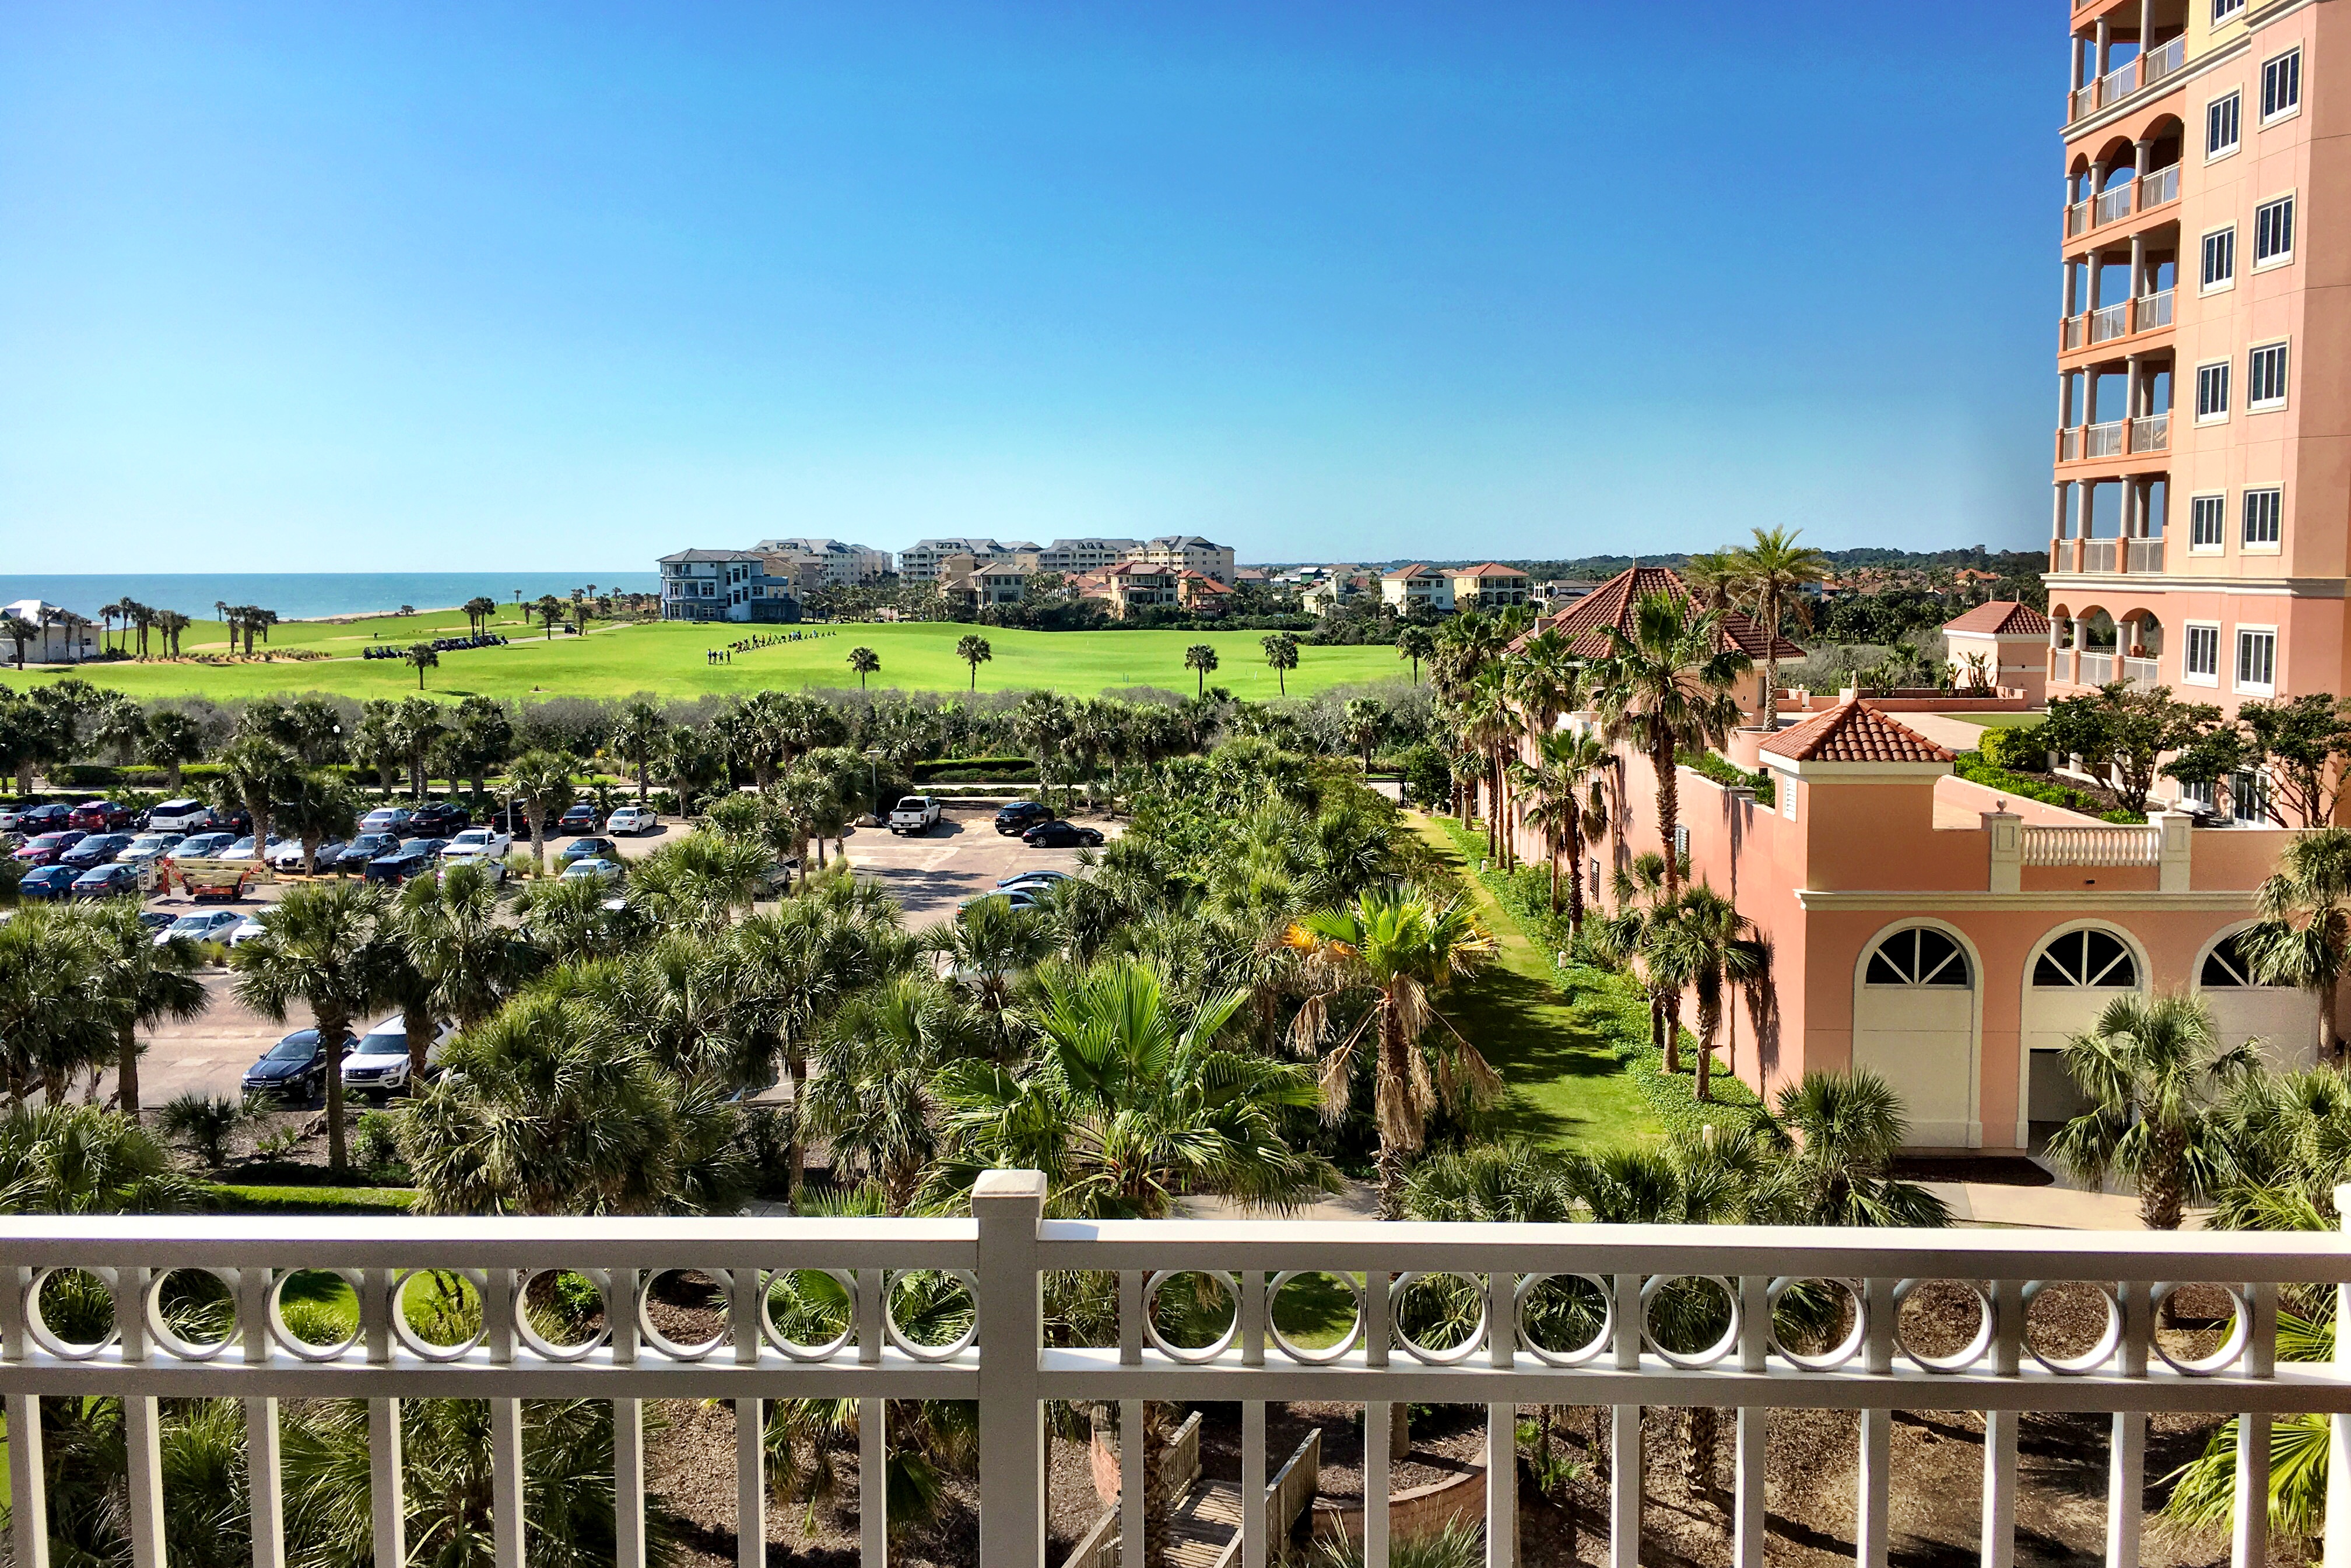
xmin=339 ymin=1015 xmax=455 ymax=1097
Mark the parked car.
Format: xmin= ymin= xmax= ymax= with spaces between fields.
xmin=14 ymin=831 xmax=87 ymax=867
xmin=560 ymin=857 xmax=624 ymax=885
xmin=136 ymin=911 xmax=174 ymax=933
xmin=606 ymin=805 xmax=659 ymax=836
xmin=71 ymin=863 xmax=144 ymax=900
xmin=268 ymin=837 xmax=346 ymax=873
xmin=0 ymin=804 xmax=43 ymax=834
xmin=341 ymin=1015 xmax=453 ymax=1097
xmin=994 ymin=801 xmax=1053 ymax=835
xmin=407 ymin=801 xmax=470 ymax=838
xmin=16 ymin=866 xmax=79 ymax=902
xmin=66 ymin=800 xmax=135 ymax=833
xmin=226 ymin=915 xmax=269 ymax=945
xmin=359 ymin=807 xmax=414 ymax=838
xmin=242 ymin=1029 xmax=327 ymax=1102
xmin=485 ymin=803 xmax=549 ymax=836
xmin=441 ymin=827 xmax=513 ymax=863
xmin=995 ymin=869 xmax=1074 ymax=890
xmin=216 ymin=835 xmax=289 ymax=863
xmin=215 ymin=806 xmax=253 ymax=836
xmin=153 ymin=909 xmax=245 ymax=948
xmin=957 ymin=887 xmax=1042 ymax=916
xmin=557 ymin=801 xmax=601 ymax=834
xmin=144 ymin=799 xmax=218 ymax=832
xmin=170 ymin=832 xmax=238 ymax=862
xmin=333 ymin=833 xmax=399 ymax=873
xmin=8 ymin=804 xmax=71 ymax=835
xmin=1021 ymin=820 xmax=1103 ymax=848
xmin=364 ymin=839 xmax=445 ymax=885
xmin=117 ymin=832 xmax=186 ymax=867
xmin=59 ymin=832 xmax=135 ymax=870
xmin=560 ymin=836 xmax=620 ymax=865
xmin=888 ymin=796 xmax=945 ymax=835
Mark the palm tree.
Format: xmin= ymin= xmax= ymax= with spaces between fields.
xmin=1286 ymin=887 xmax=1499 ymax=1218
xmin=918 ymin=894 xmax=1056 ymax=1059
xmin=392 ymin=696 xmax=445 ymax=800
xmin=848 ymin=646 xmax=880 ymax=688
xmin=139 ymin=709 xmax=205 ymax=790
xmin=802 ymin=977 xmax=971 ymax=1214
xmin=1343 ymin=698 xmax=1385 ymax=772
xmin=2237 ymin=827 xmax=2351 ymax=1061
xmin=1 ymin=614 xmax=36 ymax=669
xmin=535 ymin=594 xmax=566 ymax=638
xmin=1459 ymin=667 xmax=1521 ymax=865
xmin=1518 ymin=729 xmax=1610 ymax=924
xmin=157 ymin=609 xmax=192 ymax=658
xmin=1672 ymin=885 xmax=1766 ymax=1102
xmin=1183 ymin=643 xmax=1219 ymax=698
xmin=78 ymin=901 xmax=209 ymax=1121
xmin=1727 ymin=525 xmax=1829 ymax=732
xmin=462 ymin=595 xmax=500 ymax=635
xmin=659 ymin=727 xmax=725 ymax=817
xmin=956 ymin=634 xmax=992 ymax=689
xmin=406 ymin=642 xmax=440 ymax=688
xmin=393 ymin=859 xmax=537 ymax=1044
xmin=91 ymin=692 xmax=145 ymax=764
xmin=278 ymin=771 xmax=360 ymax=876
xmin=507 ymin=750 xmax=578 ymax=873
xmin=1260 ymin=632 xmax=1299 ymax=695
xmin=614 ymin=700 xmax=670 ymax=803
xmin=2045 ymin=992 xmax=2257 ymax=1230
xmin=352 ymin=699 xmax=402 ymax=797
xmin=1588 ymin=590 xmax=1751 ymax=901
xmin=0 ymin=1102 xmax=197 ymax=1211
xmin=1396 ymin=625 xmax=1436 ymax=685
xmin=229 ymin=880 xmax=390 ymax=1170
xmin=209 ymin=736 xmax=301 ymax=864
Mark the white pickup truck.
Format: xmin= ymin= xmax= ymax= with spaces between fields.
xmin=887 ymin=796 xmax=945 ymax=835
xmin=441 ymin=826 xmax=514 ymax=863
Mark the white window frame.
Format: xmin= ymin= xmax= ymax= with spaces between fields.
xmin=2182 ymin=621 xmax=2222 ymax=685
xmin=2261 ymin=47 xmax=2303 ymax=123
xmin=2201 ymin=226 xmax=2237 ymax=293
xmin=2254 ymin=194 xmax=2296 ymax=269
xmin=2196 ymin=359 xmax=2232 ymax=423
xmin=2208 ymin=89 xmax=2243 ymax=160
xmin=2235 ymin=625 xmax=2279 ymax=695
xmin=2248 ymin=340 xmax=2290 ymax=412
xmin=2214 ymin=0 xmax=2246 ymax=19
xmin=2242 ymin=486 xmax=2283 ymax=551
xmin=2189 ymin=493 xmax=2227 ymax=552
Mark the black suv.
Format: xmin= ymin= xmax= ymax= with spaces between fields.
xmin=994 ymin=801 xmax=1053 ymax=836
xmin=406 ymin=801 xmax=470 ymax=838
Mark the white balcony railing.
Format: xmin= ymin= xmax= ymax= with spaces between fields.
xmin=2143 ymin=36 xmax=2185 ymax=85
xmin=2128 ymin=537 xmax=2166 ymax=572
xmin=2083 ymin=540 xmax=2120 ymax=574
xmin=2072 ymin=85 xmax=2099 ymax=121
xmin=2058 ymin=426 xmax=2083 ymax=460
xmin=2095 ymin=184 xmax=2133 ymax=225
xmin=2066 ymin=199 xmax=2090 ymax=237
xmin=2062 ymin=313 xmax=2084 ymax=349
xmin=2085 ymin=419 xmax=2126 ymax=458
xmin=2122 ymin=655 xmax=2162 ymax=689
xmin=5 ymin=1189 xmax=2351 ymax=1568
xmin=2136 ymin=287 xmax=2174 ymax=330
xmin=2140 ymin=164 xmax=2179 ymax=207
xmin=2132 ymin=412 xmax=2170 ymax=452
xmin=2079 ymin=649 xmax=2116 ymax=682
xmin=2022 ymin=822 xmax=2161 ymax=865
xmin=2088 ymin=301 xmax=2129 ymax=343
xmin=2099 ymin=61 xmax=2135 ymax=107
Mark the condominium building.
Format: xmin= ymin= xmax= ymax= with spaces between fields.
xmin=749 ymin=537 xmax=893 ymax=586
xmin=937 ymin=553 xmax=1035 ymax=608
xmin=894 ymin=538 xmax=1041 ymax=580
xmin=1445 ymin=562 xmax=1532 ymax=609
xmin=2048 ymin=0 xmax=2345 ymax=713
xmin=1130 ymin=535 xmax=1237 ymax=583
xmin=656 ymin=550 xmax=803 ymax=623
xmin=1379 ymin=564 xmax=1454 ymax=614
xmin=1034 ymin=537 xmax=1142 ymax=575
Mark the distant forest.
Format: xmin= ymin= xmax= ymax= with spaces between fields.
xmin=1251 ymin=545 xmax=2048 ymax=579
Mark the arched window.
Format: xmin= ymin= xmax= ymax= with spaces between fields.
xmin=2201 ymin=931 xmax=2286 ymax=987
xmin=2033 ymin=929 xmax=2138 ymax=988
xmin=1864 ymin=927 xmax=1972 ymax=987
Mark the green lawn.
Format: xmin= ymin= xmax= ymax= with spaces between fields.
xmin=1 ymin=617 xmax=1407 ymax=702
xmin=1409 ymin=813 xmax=1662 ymax=1155
xmin=1935 ymin=711 xmax=2043 ymax=730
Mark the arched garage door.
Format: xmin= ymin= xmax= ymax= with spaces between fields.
xmin=2022 ymin=926 xmax=2145 ymax=1135
xmin=2198 ymin=930 xmax=2322 ymax=1071
xmin=1852 ymin=925 xmax=1977 ymax=1148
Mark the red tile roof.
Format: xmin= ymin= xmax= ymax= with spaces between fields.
xmin=1450 ymin=562 xmax=1527 ymax=578
xmin=1942 ymin=600 xmax=2051 ymax=637
xmin=1759 ymin=702 xmax=1953 ymax=764
xmin=1540 ymin=565 xmax=1806 ymax=660
xmin=1382 ymin=563 xmax=1439 ymax=581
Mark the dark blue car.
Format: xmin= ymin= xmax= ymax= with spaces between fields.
xmin=365 ymin=838 xmax=445 ymax=885
xmin=241 ymin=1029 xmax=327 ymax=1102
xmin=59 ymin=832 xmax=134 ymax=870
xmin=16 ymin=865 xmax=78 ymax=901
xmin=71 ymin=863 xmax=143 ymax=899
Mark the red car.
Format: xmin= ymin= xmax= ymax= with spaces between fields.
xmin=13 ymin=830 xmax=88 ymax=866
xmin=66 ymin=799 xmax=136 ymax=833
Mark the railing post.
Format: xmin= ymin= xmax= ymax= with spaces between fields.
xmin=1858 ymin=1277 xmax=1894 ymax=1568
xmin=1732 ymin=1277 xmax=1767 ymax=1568
xmin=2330 ymin=1188 xmax=2351 ymax=1568
xmin=485 ymin=1269 xmax=525 ymax=1568
xmin=115 ymin=1267 xmax=164 ymax=1568
xmin=1609 ymin=1273 xmax=1642 ymax=1568
xmin=238 ymin=1267 xmax=286 ymax=1568
xmin=2234 ymin=1282 xmax=2276 ymax=1568
xmin=2108 ymin=1279 xmax=2149 ymax=1568
xmin=1982 ymin=1279 xmax=2023 ymax=1568
xmin=1984 ymin=811 xmax=2022 ymax=895
xmin=2 ymin=1263 xmax=45 ymax=1568
xmin=363 ymin=1268 xmax=405 ymax=1568
xmin=610 ymin=1268 xmax=647 ymax=1568
xmin=974 ymin=1169 xmax=1047 ymax=1568
xmin=731 ymin=1266 xmax=764 ymax=1568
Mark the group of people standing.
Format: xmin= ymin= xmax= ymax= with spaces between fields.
xmin=706 ymin=628 xmax=838 ymax=664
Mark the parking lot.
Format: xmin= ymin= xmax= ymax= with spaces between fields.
xmin=103 ymin=801 xmax=1115 ymax=1103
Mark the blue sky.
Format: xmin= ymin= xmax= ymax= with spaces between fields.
xmin=1 ymin=2 xmax=2058 ymax=570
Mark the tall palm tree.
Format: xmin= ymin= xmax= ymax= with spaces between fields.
xmin=352 ymin=699 xmax=402 ymax=797
xmin=1183 ymin=643 xmax=1219 ymax=698
xmin=507 ymin=750 xmax=578 ymax=873
xmin=1672 ymin=885 xmax=1766 ymax=1102
xmin=1286 ymin=887 xmax=1499 ymax=1218
xmin=1343 ymin=698 xmax=1386 ymax=772
xmin=2046 ymin=992 xmax=2257 ymax=1230
xmin=1260 ymin=632 xmax=1299 ymax=695
xmin=1588 ymin=590 xmax=1750 ymax=901
xmin=138 ymin=709 xmax=205 ymax=790
xmin=802 ymin=977 xmax=972 ymax=1214
xmin=956 ymin=634 xmax=992 ymax=689
xmin=1752 ymin=1070 xmax=1952 ymax=1228
xmin=613 ymin=700 xmax=670 ymax=803
xmin=392 ymin=696 xmax=445 ymax=801
xmin=848 ymin=645 xmax=881 ymax=688
xmin=78 ymin=901 xmax=209 ymax=1121
xmin=2237 ymin=827 xmax=2351 ymax=1061
xmin=278 ymin=771 xmax=360 ymax=876
xmin=1518 ymin=729 xmax=1610 ymax=924
xmin=393 ymin=860 xmax=537 ymax=1048
xmin=1460 ymin=667 xmax=1521 ymax=865
xmin=209 ymin=736 xmax=301 ymax=863
xmin=918 ymin=894 xmax=1056 ymax=1059
xmin=229 ymin=881 xmax=391 ymax=1170
xmin=1396 ymin=625 xmax=1436 ymax=685
xmin=406 ymin=642 xmax=440 ymax=688
xmin=1727 ymin=526 xmax=1829 ymax=732
xmin=90 ymin=692 xmax=146 ymax=764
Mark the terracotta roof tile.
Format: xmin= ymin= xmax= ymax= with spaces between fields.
xmin=1759 ymin=701 xmax=1953 ymax=764
xmin=1539 ymin=565 xmax=1806 ymax=660
xmin=1941 ymin=600 xmax=2051 ymax=637
xmin=1451 ymin=562 xmax=1528 ymax=578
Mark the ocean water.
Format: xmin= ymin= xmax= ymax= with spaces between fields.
xmin=0 ymin=573 xmax=657 ymax=623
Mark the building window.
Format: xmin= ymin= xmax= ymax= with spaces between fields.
xmin=2213 ymin=0 xmax=2245 ymax=18
xmin=2033 ymin=929 xmax=2138 ymax=988
xmin=2202 ymin=227 xmax=2236 ymax=290
xmin=1864 ymin=927 xmax=1973 ymax=988
xmin=2243 ymin=487 xmax=2282 ymax=546
xmin=2201 ymin=931 xmax=2286 ymax=986
xmin=2191 ymin=494 xmax=2226 ymax=549
xmin=2231 ymin=769 xmax=2273 ymax=824
xmin=2209 ymin=91 xmax=2242 ymax=158
xmin=2236 ymin=628 xmax=2278 ymax=692
xmin=2262 ymin=49 xmax=2302 ymax=120
xmin=2255 ymin=196 xmax=2295 ymax=266
xmin=2178 ymin=775 xmax=2217 ymax=810
xmin=2184 ymin=623 xmax=2221 ymax=682
xmin=2196 ymin=361 xmax=2231 ymax=421
xmin=2249 ymin=342 xmax=2290 ymax=409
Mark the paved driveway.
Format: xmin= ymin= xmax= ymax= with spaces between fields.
xmin=841 ymin=804 xmax=1115 ymax=928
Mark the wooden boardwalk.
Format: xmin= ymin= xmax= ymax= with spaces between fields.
xmin=1164 ymin=1477 xmax=1243 ymax=1568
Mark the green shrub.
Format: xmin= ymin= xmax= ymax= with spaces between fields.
xmin=1952 ymin=752 xmax=2143 ymax=822
xmin=911 ymin=755 xmax=1036 ymax=782
xmin=51 ymin=764 xmax=122 ymax=786
xmin=1977 ymin=724 xmax=2048 ymax=771
xmin=1678 ymin=748 xmax=1776 ymax=808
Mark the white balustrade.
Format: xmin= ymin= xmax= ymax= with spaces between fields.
xmin=2143 ymin=36 xmax=2184 ymax=85
xmin=2094 ymin=184 xmax=2132 ymax=225
xmin=2128 ymin=537 xmax=2165 ymax=573
xmin=2140 ymin=164 xmax=2178 ymax=207
xmin=2099 ymin=62 xmax=2135 ymax=107
xmin=2122 ymin=656 xmax=2161 ymax=690
xmin=2020 ymin=823 xmax=2161 ymax=865
xmin=2131 ymin=412 xmax=2170 ymax=452
xmin=2066 ymin=199 xmax=2090 ymax=237
xmin=2062 ymin=314 xmax=2084 ymax=349
xmin=2058 ymin=426 xmax=2083 ymax=461
xmin=6 ymin=1189 xmax=2350 ymax=1568
xmin=2085 ymin=419 xmax=2125 ymax=458
xmin=2082 ymin=542 xmax=2119 ymax=575
xmin=2072 ymin=86 xmax=2099 ymax=121
xmin=2135 ymin=287 xmax=2173 ymax=331
xmin=2078 ymin=649 xmax=2116 ymax=682
xmin=2088 ymin=301 xmax=2129 ymax=343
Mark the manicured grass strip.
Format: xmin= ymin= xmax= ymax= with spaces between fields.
xmin=1406 ymin=812 xmax=1662 ymax=1156
xmin=1 ymin=620 xmax=1404 ymax=702
xmin=206 ymin=1183 xmax=416 ymax=1215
